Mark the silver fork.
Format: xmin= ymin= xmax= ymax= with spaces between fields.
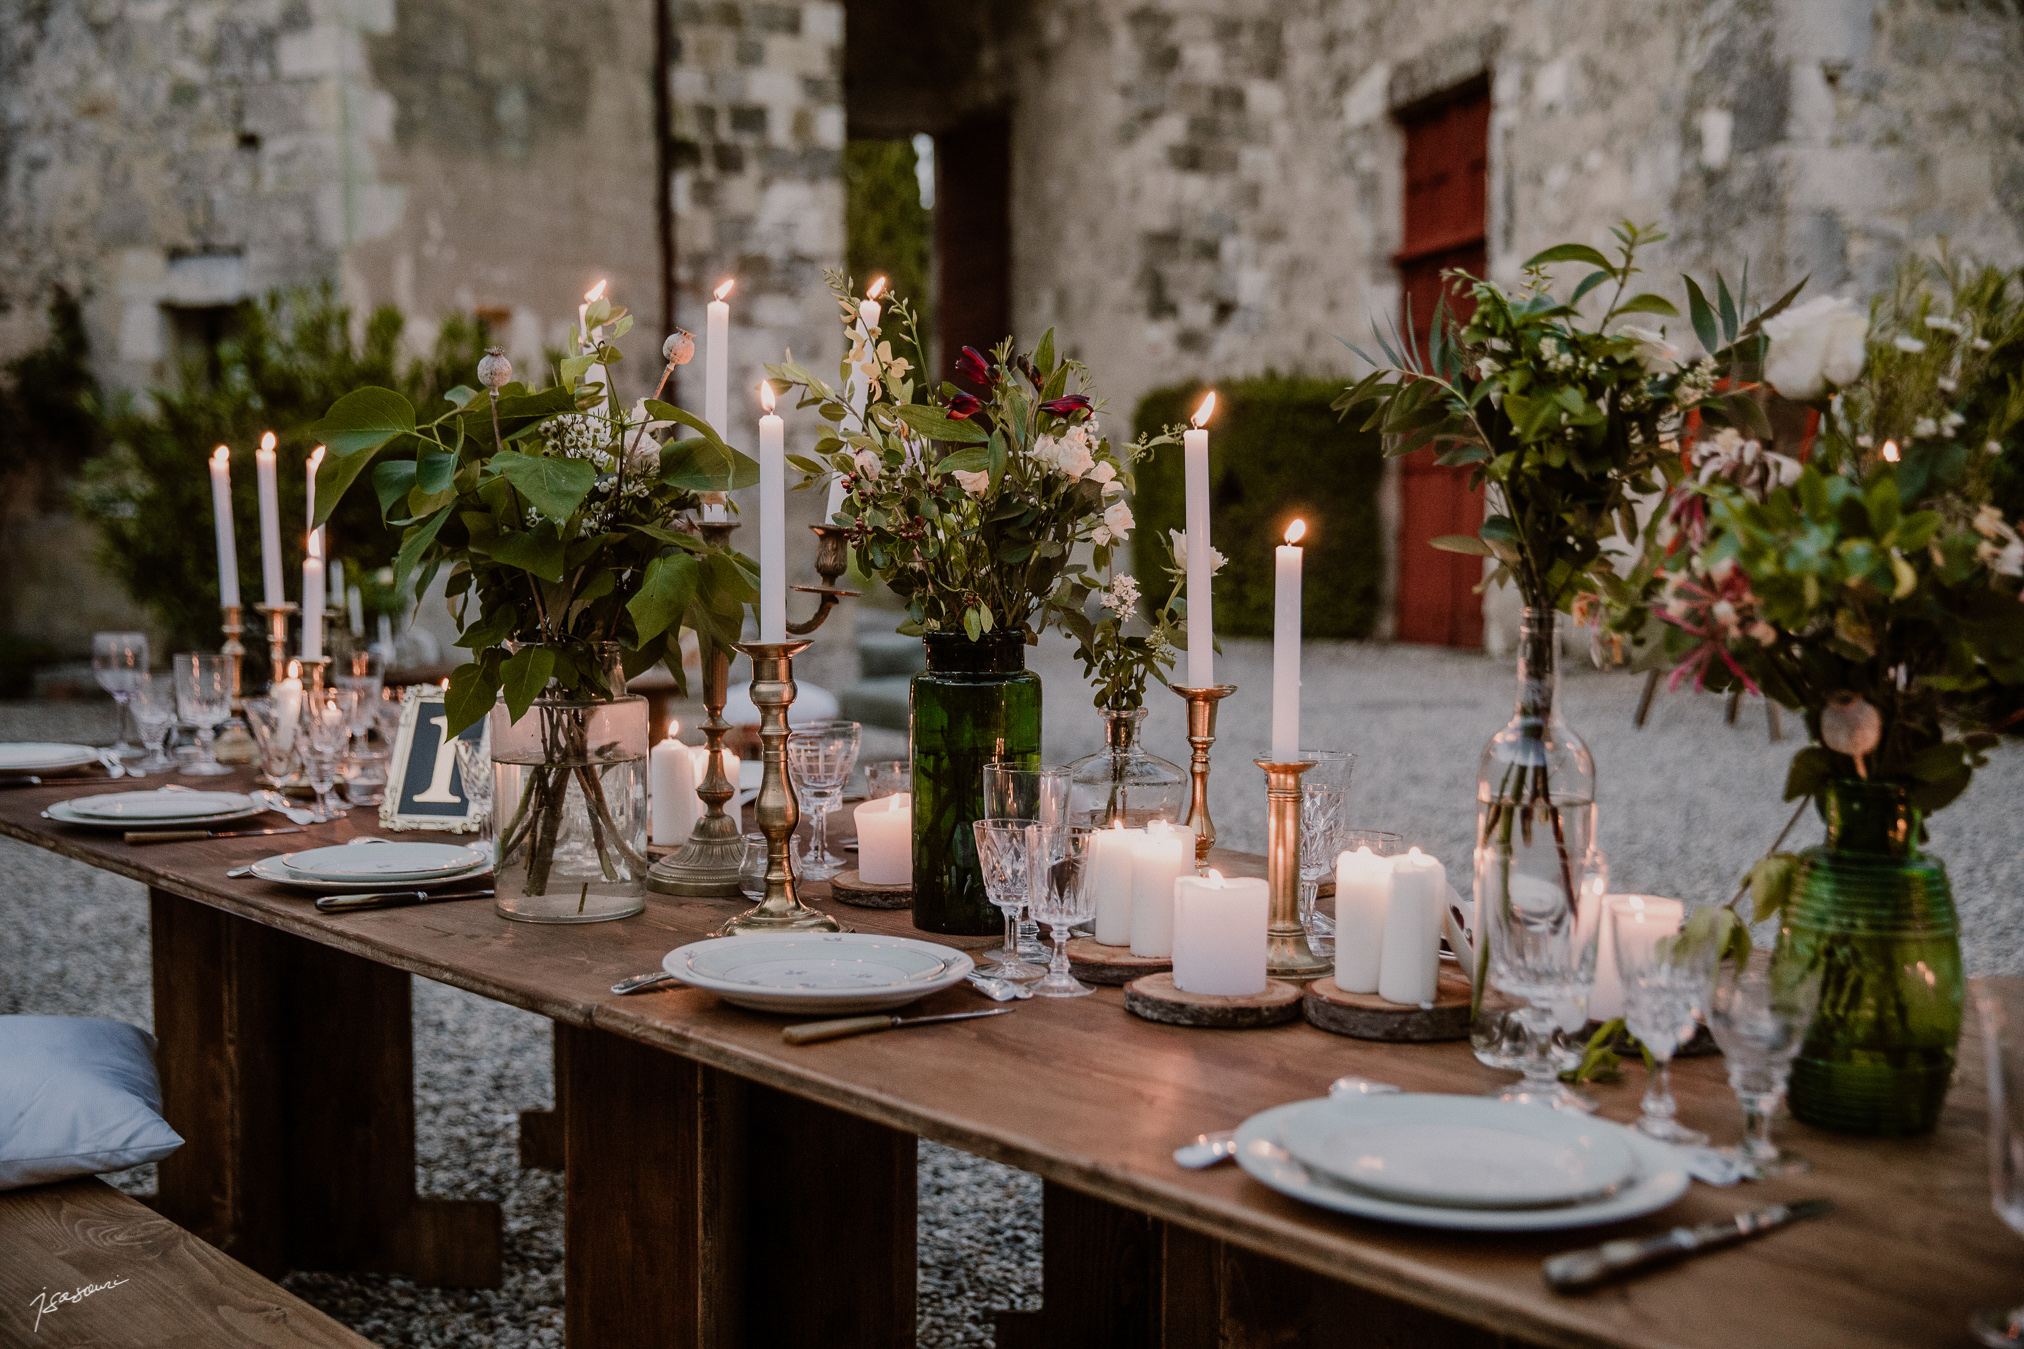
xmin=254 ymin=790 xmax=317 ymax=826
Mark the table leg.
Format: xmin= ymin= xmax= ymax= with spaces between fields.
xmin=518 ymin=1022 xmax=568 ymax=1170
xmin=148 ymin=889 xmax=502 ymax=1287
xmin=995 ymin=1180 xmax=1160 ymax=1349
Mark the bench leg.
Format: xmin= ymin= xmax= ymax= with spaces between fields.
xmin=518 ymin=1021 xmax=568 ymax=1170
xmin=148 ymin=889 xmax=503 ymax=1287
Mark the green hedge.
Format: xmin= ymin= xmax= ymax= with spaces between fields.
xmin=1132 ymin=375 xmax=1384 ymax=640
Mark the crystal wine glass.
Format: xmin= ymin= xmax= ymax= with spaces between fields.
xmin=1295 ymin=750 xmax=1354 ymax=950
xmin=737 ymin=832 xmax=771 ymax=902
xmin=981 ymin=762 xmax=1071 ymax=961
xmin=1612 ymin=898 xmax=1720 ymax=1143
xmin=335 ymin=649 xmax=385 ymax=766
xmin=1479 ymin=837 xmax=1603 ymax=1112
xmin=299 ymin=687 xmax=359 ymax=821
xmin=972 ymin=818 xmax=1045 ymax=981
xmin=126 ymin=671 xmax=179 ymax=776
xmin=864 ymin=759 xmax=910 ymax=800
xmin=1027 ymin=824 xmax=1095 ymax=998
xmin=453 ymin=735 xmax=495 ymax=859
xmin=92 ymin=631 xmax=148 ymax=758
xmin=1707 ymin=955 xmax=1822 ymax=1177
xmin=172 ymin=653 xmax=234 ymax=777
xmin=1973 ymin=984 xmax=2024 ymax=1347
xmin=786 ymin=721 xmax=860 ymax=880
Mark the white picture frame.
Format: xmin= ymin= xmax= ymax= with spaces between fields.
xmin=379 ymin=685 xmax=490 ymax=833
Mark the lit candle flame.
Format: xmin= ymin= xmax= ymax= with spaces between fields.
xmin=1284 ymin=519 xmax=1307 ymax=545
xmin=288 ymin=659 xmax=301 ymax=680
xmin=259 ymin=431 xmax=276 ymax=453
xmin=585 ymin=280 xmax=607 ymax=304
xmin=759 ymin=380 xmax=777 ymax=413
xmin=1193 ymin=391 xmax=1216 ymax=428
xmin=867 ymin=276 xmax=887 ymax=301
xmin=307 ymin=529 xmax=322 ymax=558
xmin=714 ymin=279 xmax=735 ymax=301
xmin=667 ymin=719 xmax=680 ymax=740
xmin=1206 ymin=867 xmax=1226 ymax=884
xmin=212 ymin=445 xmax=229 ymax=467
xmin=308 ymin=445 xmax=325 ymax=474
xmin=1882 ymin=439 xmax=1900 ymax=462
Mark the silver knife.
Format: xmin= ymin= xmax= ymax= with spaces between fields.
xmin=315 ymin=888 xmax=497 ymax=914
xmin=1544 ymin=1198 xmax=1833 ymax=1292
xmin=783 ymin=1007 xmax=1012 ymax=1045
xmin=125 ymin=825 xmax=308 ymax=845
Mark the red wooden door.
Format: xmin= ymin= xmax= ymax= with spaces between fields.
xmin=1392 ymin=87 xmax=1489 ymax=648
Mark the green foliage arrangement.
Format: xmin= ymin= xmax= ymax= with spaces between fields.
xmin=1132 ymin=377 xmax=1385 ymax=640
xmin=845 ymin=140 xmax=933 ymax=343
xmin=308 ymin=291 xmax=759 ymax=735
xmin=79 ymin=285 xmax=485 ymax=652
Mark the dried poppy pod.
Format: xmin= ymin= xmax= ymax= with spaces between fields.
xmin=663 ymin=329 xmax=696 ymax=366
xmin=1820 ymin=690 xmax=1882 ymax=777
xmin=477 ymin=347 xmax=514 ymax=389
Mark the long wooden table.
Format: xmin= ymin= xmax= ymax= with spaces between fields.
xmin=5 ymin=768 xmax=2015 ymax=1348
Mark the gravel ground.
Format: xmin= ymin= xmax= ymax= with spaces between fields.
xmin=3 ymin=641 xmax=2017 ymax=1347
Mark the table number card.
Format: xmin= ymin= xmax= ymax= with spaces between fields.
xmin=380 ymin=685 xmax=489 ymax=833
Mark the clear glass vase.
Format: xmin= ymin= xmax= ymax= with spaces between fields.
xmin=1067 ymin=706 xmax=1186 ymax=830
xmin=489 ymin=689 xmax=650 ymax=925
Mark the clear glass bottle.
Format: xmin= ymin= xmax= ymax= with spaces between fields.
xmin=1066 ymin=706 xmax=1186 ymax=830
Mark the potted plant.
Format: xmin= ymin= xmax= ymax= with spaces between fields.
xmin=311 ymin=296 xmax=756 ymax=922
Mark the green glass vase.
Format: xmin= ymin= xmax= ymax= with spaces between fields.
xmin=909 ymin=632 xmax=1042 ymax=936
xmin=1780 ymin=778 xmax=1964 ymax=1137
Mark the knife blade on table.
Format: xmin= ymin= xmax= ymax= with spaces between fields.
xmin=782 ymin=1007 xmax=1011 ymax=1045
xmin=1543 ymin=1198 xmax=1834 ymax=1292
xmin=315 ymin=888 xmax=496 ymax=914
xmin=124 ymin=825 xmax=307 ymax=845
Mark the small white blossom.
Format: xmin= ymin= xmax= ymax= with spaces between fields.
xmin=1617 ymin=324 xmax=1679 ymax=374
xmin=1100 ymin=573 xmax=1141 ymax=614
xmin=1942 ymin=411 xmax=1967 ymax=434
xmin=1913 ymin=417 xmax=1940 ymax=439
xmin=1973 ymin=337 xmax=1994 ymax=351
xmin=952 ymin=469 xmax=990 ymax=496
xmin=1939 ymin=376 xmax=1959 ymax=393
xmin=1925 ymin=315 xmax=1962 ymax=333
xmin=1894 ymin=335 xmax=1927 ymax=353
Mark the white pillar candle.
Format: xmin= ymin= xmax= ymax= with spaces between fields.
xmin=1332 ymin=846 xmax=1393 ymax=994
xmin=757 ymin=381 xmax=786 ymax=643
xmin=855 ymin=792 xmax=912 ymax=886
xmin=1270 ymin=520 xmax=1305 ymax=761
xmin=208 ymin=446 xmax=241 ymax=609
xmin=346 ymin=584 xmax=364 ymax=635
xmin=1171 ymin=870 xmax=1269 ymax=996
xmin=376 ymin=613 xmax=395 ymax=653
xmin=1183 ymin=392 xmax=1215 ymax=689
xmin=328 ymin=556 xmax=344 ymax=607
xmin=1599 ymin=894 xmax=1684 ymax=1020
xmin=702 ymin=500 xmax=728 ymax=523
xmin=650 ymin=724 xmax=699 ymax=845
xmin=306 ymin=445 xmax=324 ymax=536
xmin=1088 ymin=822 xmax=1143 ymax=947
xmin=255 ymin=431 xmax=283 ymax=608
xmin=1129 ymin=820 xmax=1193 ymax=958
xmin=301 ymin=531 xmax=324 ymax=662
xmin=1379 ymin=848 xmax=1445 ymax=1006
xmin=705 ymin=279 xmax=733 ymax=437
xmin=274 ymin=660 xmax=302 ymax=753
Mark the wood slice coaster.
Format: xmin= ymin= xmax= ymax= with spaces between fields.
xmin=1123 ymin=973 xmax=1303 ymax=1029
xmin=828 ymin=870 xmax=913 ymax=909
xmin=1067 ymin=938 xmax=1171 ymax=986
xmin=1302 ymin=965 xmax=1472 ymax=1042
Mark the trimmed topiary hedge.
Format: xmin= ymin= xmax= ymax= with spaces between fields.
xmin=1132 ymin=375 xmax=1385 ymax=640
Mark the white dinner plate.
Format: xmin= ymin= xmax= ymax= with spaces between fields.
xmin=662 ymin=932 xmax=975 ymax=1014
xmin=44 ymin=798 xmax=266 ymax=830
xmin=0 ymin=742 xmax=104 ymax=773
xmin=66 ymin=790 xmax=256 ymax=821
xmin=280 ymin=841 xmax=492 ymax=881
xmin=1277 ymin=1095 xmax=1639 ymax=1210
xmin=243 ymin=855 xmax=492 ymax=893
xmin=1234 ymin=1097 xmax=1689 ymax=1232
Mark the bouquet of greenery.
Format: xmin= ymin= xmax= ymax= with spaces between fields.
xmin=765 ymin=276 xmax=1174 ymax=699
xmin=1607 ymin=256 xmax=2024 ymax=910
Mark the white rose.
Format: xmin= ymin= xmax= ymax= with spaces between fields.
xmin=1101 ymin=500 xmax=1134 ymax=541
xmin=1167 ymin=528 xmax=1226 ymax=574
xmin=952 ymin=469 xmax=990 ymax=496
xmin=853 ymin=449 xmax=882 ymax=480
xmin=1090 ymin=461 xmax=1123 ymax=495
xmin=1762 ymin=295 xmax=1869 ymax=400
xmin=1617 ymin=324 xmax=1679 ymax=373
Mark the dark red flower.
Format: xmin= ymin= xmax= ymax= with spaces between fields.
xmin=956 ymin=346 xmax=992 ymax=385
xmin=945 ymin=392 xmax=983 ymax=420
xmin=1040 ymin=393 xmax=1092 ymax=416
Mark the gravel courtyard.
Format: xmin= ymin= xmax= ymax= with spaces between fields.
xmin=3 ymin=635 xmax=2017 ymax=1347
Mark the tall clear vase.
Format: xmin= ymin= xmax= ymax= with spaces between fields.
xmin=1474 ymin=608 xmax=1600 ymax=1107
xmin=1066 ymin=706 xmax=1186 ymax=829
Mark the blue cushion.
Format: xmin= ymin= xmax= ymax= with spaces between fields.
xmin=0 ymin=1016 xmax=184 ymax=1190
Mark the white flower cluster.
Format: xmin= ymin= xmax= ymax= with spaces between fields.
xmin=541 ymin=413 xmax=617 ymax=470
xmin=1100 ymin=572 xmax=1140 ymax=615
xmin=1092 ymin=500 xmax=1134 ymax=546
xmin=1031 ymin=425 xmax=1098 ymax=478
xmin=1672 ymin=356 xmax=1719 ymax=409
xmin=1911 ymin=411 xmax=1967 ymax=440
xmin=1691 ymin=427 xmax=1800 ymax=498
xmin=1972 ymin=505 xmax=2024 ymax=578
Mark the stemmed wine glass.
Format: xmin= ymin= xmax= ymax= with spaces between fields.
xmin=335 ymin=649 xmax=385 ymax=769
xmin=1027 ymin=824 xmax=1095 ymax=998
xmin=981 ymin=763 xmax=1071 ymax=962
xmin=785 ymin=721 xmax=860 ymax=881
xmin=453 ymin=735 xmax=495 ymax=858
xmin=92 ymin=632 xmax=148 ymax=758
xmin=1974 ymin=984 xmax=2024 ymax=1347
xmin=1479 ymin=839 xmax=1605 ymax=1112
xmin=1296 ymin=750 xmax=1355 ymax=953
xmin=1708 ymin=955 xmax=1823 ymax=1177
xmin=172 ymin=653 xmax=234 ymax=777
xmin=972 ymin=818 xmax=1045 ymax=981
xmin=1613 ymin=898 xmax=1720 ymax=1143
xmin=126 ymin=671 xmax=179 ymax=776
xmin=299 ymin=687 xmax=359 ymax=821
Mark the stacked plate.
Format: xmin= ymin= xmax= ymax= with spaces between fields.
xmin=2 ymin=743 xmax=107 ymax=775
xmin=1234 ymin=1094 xmax=1689 ymax=1231
xmin=44 ymin=789 xmax=264 ymax=830
xmin=663 ymin=932 xmax=975 ymax=1013
xmin=244 ymin=841 xmax=492 ymax=893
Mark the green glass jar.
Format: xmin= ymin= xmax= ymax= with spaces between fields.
xmin=909 ymin=632 xmax=1042 ymax=936
xmin=1780 ymin=778 xmax=1964 ymax=1137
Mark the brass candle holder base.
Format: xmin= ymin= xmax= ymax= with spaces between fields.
xmin=718 ymin=639 xmax=839 ymax=937
xmin=1256 ymin=757 xmax=1331 ymax=982
xmin=1170 ymin=683 xmax=1235 ymax=872
xmin=213 ymin=603 xmax=259 ymax=765
xmin=253 ymin=601 xmax=298 ymax=689
xmin=647 ymin=637 xmax=745 ymax=899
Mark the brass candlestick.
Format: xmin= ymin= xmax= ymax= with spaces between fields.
xmin=1256 ymin=757 xmax=1331 ymax=981
xmin=212 ymin=604 xmax=259 ymax=765
xmin=253 ymin=601 xmax=298 ymax=689
xmin=787 ymin=524 xmax=857 ymax=635
xmin=221 ymin=604 xmax=248 ymax=699
xmin=719 ymin=639 xmax=836 ymax=935
xmin=645 ymin=631 xmax=745 ymax=897
xmin=1170 ymin=683 xmax=1235 ymax=872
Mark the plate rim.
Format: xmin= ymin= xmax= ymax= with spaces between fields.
xmin=663 ymin=932 xmax=976 ymax=1009
xmin=47 ymin=800 xmax=265 ymax=829
xmin=246 ymin=855 xmax=493 ymax=892
xmin=0 ymin=742 xmax=103 ymax=769
xmin=1233 ymin=1098 xmax=1689 ymax=1232
xmin=278 ymin=841 xmax=491 ymax=880
xmin=64 ymin=789 xmax=255 ymax=820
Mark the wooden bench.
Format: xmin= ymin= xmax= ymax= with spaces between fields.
xmin=0 ymin=1176 xmax=374 ymax=1348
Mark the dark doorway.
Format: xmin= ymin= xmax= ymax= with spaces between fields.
xmin=1392 ymin=83 xmax=1489 ymax=648
xmin=933 ymin=113 xmax=1010 ymax=382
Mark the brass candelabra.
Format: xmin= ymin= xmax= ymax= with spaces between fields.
xmin=253 ymin=601 xmax=299 ymax=688
xmin=1256 ymin=757 xmax=1332 ymax=981
xmin=1169 ymin=683 xmax=1235 ymax=872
